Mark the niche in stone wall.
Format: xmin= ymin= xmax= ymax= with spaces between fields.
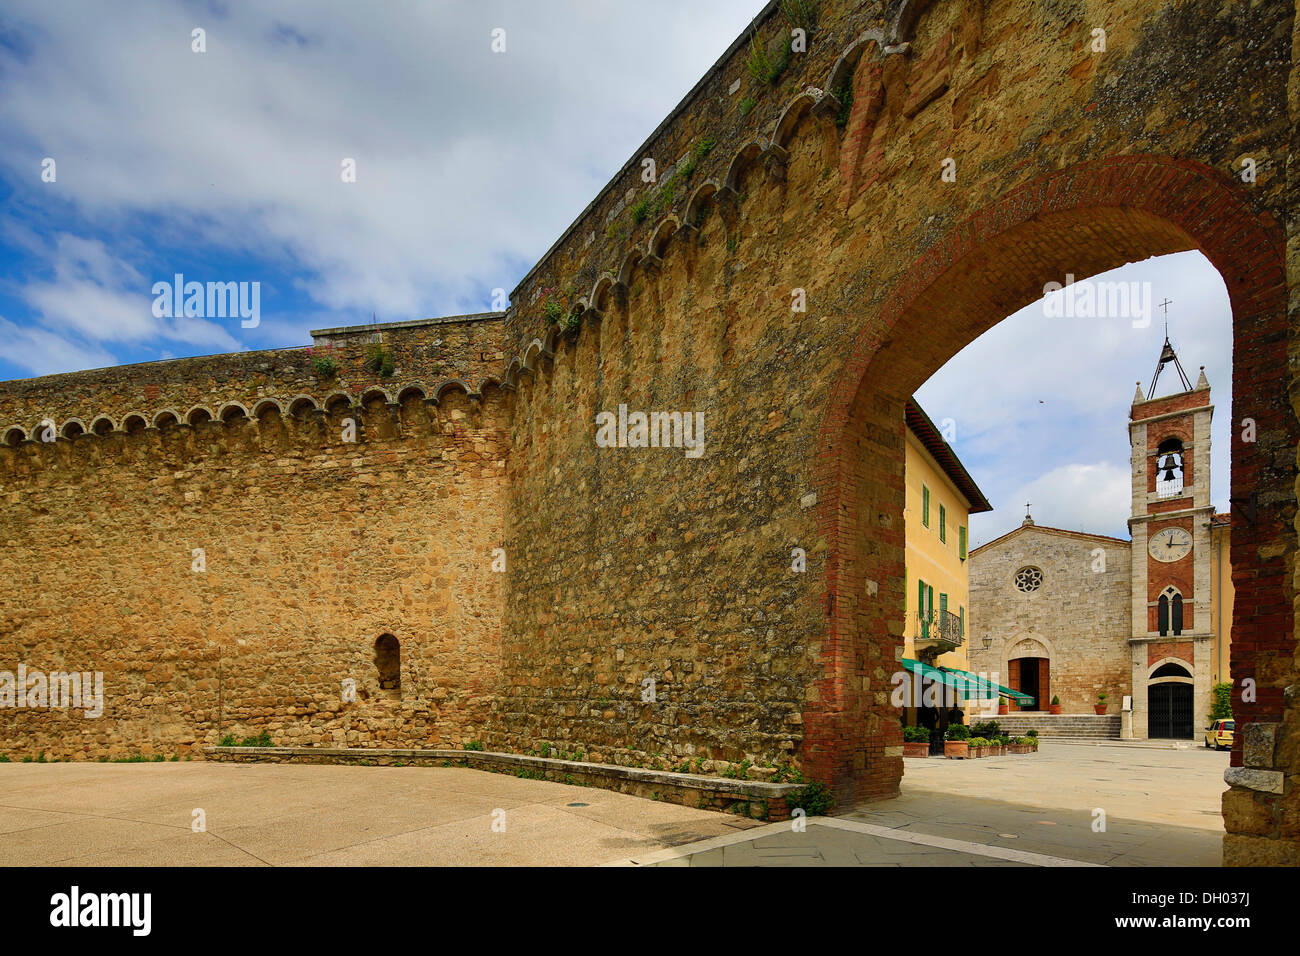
xmin=374 ymin=633 xmax=401 ymax=694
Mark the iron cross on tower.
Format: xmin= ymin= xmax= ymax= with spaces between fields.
xmin=1158 ymin=298 xmax=1173 ymax=337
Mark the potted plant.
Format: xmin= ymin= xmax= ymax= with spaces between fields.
xmin=902 ymin=725 xmax=931 ymax=758
xmin=967 ymin=737 xmax=986 ymax=758
xmin=943 ymin=724 xmax=970 ymax=759
xmin=1007 ymin=736 xmax=1027 ymax=754
xmin=1094 ymin=692 xmax=1108 ymax=715
xmin=998 ymin=697 xmax=1009 ymax=715
xmin=1049 ymin=694 xmax=1062 ymax=715
xmin=1025 ymin=730 xmax=1039 ymax=752
xmin=998 ymin=734 xmax=1011 ymax=755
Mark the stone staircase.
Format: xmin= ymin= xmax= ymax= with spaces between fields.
xmin=983 ymin=713 xmax=1121 ymax=742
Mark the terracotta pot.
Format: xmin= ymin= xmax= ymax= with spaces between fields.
xmin=944 ymin=741 xmax=968 ymax=759
xmin=1049 ymin=704 xmax=1062 ymax=714
xmin=998 ymin=705 xmax=1008 ymax=715
xmin=903 ymin=741 xmax=929 ymax=758
xmin=1094 ymin=704 xmax=1108 ymax=714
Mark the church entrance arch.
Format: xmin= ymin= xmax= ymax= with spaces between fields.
xmin=1006 ymin=638 xmax=1051 ymax=712
xmin=1148 ymin=661 xmax=1195 ymax=739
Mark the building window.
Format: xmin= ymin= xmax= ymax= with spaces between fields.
xmin=1158 ymin=587 xmax=1184 ymax=636
xmin=939 ymin=504 xmax=946 ymax=543
xmin=959 ymin=526 xmax=967 ymax=560
xmin=1014 ymin=566 xmax=1043 ymax=593
xmin=922 ymin=485 xmax=930 ymax=527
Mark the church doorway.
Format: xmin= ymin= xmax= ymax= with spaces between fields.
xmin=1010 ymin=657 xmax=1048 ymax=711
xmin=1149 ymin=683 xmax=1194 ymax=739
xmin=1148 ymin=661 xmax=1195 ymax=739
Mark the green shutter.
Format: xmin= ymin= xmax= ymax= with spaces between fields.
xmin=939 ymin=505 xmax=946 ymax=543
xmin=940 ymin=592 xmax=947 ymax=617
xmin=959 ymin=526 xmax=967 ymax=560
xmin=959 ymin=606 xmax=965 ymax=638
xmin=917 ymin=580 xmax=926 ymax=637
xmin=927 ymin=585 xmax=934 ymax=623
xmin=922 ymin=486 xmax=930 ymax=527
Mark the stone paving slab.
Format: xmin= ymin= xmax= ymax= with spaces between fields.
xmin=0 ymin=763 xmax=759 ymax=866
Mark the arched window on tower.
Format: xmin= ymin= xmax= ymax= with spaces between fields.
xmin=1155 ymin=438 xmax=1184 ymax=498
xmin=1158 ymin=586 xmax=1184 ymax=636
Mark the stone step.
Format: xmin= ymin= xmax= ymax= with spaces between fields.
xmin=975 ymin=714 xmax=1121 ymax=739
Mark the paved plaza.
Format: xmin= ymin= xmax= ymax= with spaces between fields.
xmin=0 ymin=742 xmax=1228 ymax=866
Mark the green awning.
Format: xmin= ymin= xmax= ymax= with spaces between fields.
xmin=901 ymin=658 xmax=1035 ymax=704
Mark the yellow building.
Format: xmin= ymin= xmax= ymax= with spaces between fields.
xmin=1209 ymin=513 xmax=1234 ymax=685
xmin=902 ymin=399 xmax=992 ymax=674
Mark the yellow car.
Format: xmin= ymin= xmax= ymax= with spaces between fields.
xmin=1204 ymin=719 xmax=1234 ymax=751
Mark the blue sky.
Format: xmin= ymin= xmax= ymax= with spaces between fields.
xmin=0 ymin=1 xmax=1232 ymax=541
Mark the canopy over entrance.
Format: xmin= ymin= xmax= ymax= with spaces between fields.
xmin=901 ymin=658 xmax=1034 ymax=704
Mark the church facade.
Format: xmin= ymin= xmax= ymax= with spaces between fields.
xmin=967 ymin=345 xmax=1233 ymax=739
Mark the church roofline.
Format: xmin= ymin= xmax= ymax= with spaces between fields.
xmin=905 ymin=398 xmax=993 ymax=514
xmin=969 ymin=522 xmax=1130 ymax=557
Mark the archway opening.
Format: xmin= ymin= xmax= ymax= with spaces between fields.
xmin=813 ymin=158 xmax=1292 ymax=818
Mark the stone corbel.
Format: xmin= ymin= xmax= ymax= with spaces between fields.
xmin=642 ymin=254 xmax=664 ymax=274
xmin=812 ymin=92 xmax=842 ymax=125
xmin=764 ymin=145 xmax=789 ymax=183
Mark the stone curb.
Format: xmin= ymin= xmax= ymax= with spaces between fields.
xmin=205 ymin=746 xmax=807 ymax=817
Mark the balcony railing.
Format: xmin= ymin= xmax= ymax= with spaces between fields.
xmin=919 ymin=610 xmax=965 ymax=648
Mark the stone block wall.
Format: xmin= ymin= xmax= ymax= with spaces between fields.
xmin=0 ymin=325 xmax=509 ymax=758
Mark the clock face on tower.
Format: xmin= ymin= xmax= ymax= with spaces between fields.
xmin=1148 ymin=527 xmax=1193 ymax=563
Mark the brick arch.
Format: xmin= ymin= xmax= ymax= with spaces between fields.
xmin=808 ymin=155 xmax=1292 ymax=805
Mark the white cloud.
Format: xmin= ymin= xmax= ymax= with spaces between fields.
xmin=0 ymin=316 xmax=118 ymax=378
xmin=0 ymin=0 xmax=761 ymax=320
xmin=17 ymin=234 xmax=242 ymax=354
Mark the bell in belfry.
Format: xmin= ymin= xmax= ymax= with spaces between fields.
xmin=1160 ymin=454 xmax=1179 ymax=482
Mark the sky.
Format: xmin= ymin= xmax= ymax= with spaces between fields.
xmin=0 ymin=2 xmax=1231 ymax=540
xmin=914 ymin=250 xmax=1232 ymax=548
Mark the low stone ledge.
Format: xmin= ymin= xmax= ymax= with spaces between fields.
xmin=206 ymin=746 xmax=805 ymax=821
xmin=1224 ymin=767 xmax=1284 ymax=794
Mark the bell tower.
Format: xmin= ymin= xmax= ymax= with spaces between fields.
xmin=1127 ymin=331 xmax=1214 ymax=739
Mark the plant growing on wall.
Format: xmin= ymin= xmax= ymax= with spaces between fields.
xmin=365 ymin=342 xmax=395 ymax=378
xmin=306 ymin=344 xmax=339 ymax=378
xmin=788 ymin=780 xmax=834 ymax=816
xmin=747 ymin=32 xmax=790 ymax=86
xmin=779 ymin=0 xmax=819 ymax=32
xmin=539 ymin=286 xmax=567 ymax=325
xmin=679 ymin=137 xmax=716 ymax=181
